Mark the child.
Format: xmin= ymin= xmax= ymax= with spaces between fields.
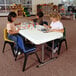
xmin=47 ymin=12 xmax=64 ymax=53
xmin=7 ymin=12 xmax=25 ymax=55
xmin=33 ymin=11 xmax=48 ymax=26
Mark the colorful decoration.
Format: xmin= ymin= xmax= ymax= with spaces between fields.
xmin=23 ymin=7 xmax=31 ymax=17
xmin=37 ymin=3 xmax=58 ymax=16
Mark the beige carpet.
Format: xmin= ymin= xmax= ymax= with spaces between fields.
xmin=0 ymin=16 xmax=76 ymax=76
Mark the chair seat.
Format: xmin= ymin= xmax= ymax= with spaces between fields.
xmin=59 ymin=37 xmax=66 ymax=41
xmin=5 ymin=38 xmax=14 ymax=43
xmin=22 ymin=44 xmax=36 ymax=53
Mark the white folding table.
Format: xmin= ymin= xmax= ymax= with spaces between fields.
xmin=19 ymin=25 xmax=63 ymax=66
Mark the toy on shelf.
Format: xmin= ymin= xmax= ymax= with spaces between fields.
xmin=10 ymin=4 xmax=23 ymax=16
xmin=53 ymin=5 xmax=58 ymax=12
xmin=37 ymin=3 xmax=58 ymax=16
xmin=23 ymin=7 xmax=31 ymax=17
xmin=58 ymin=4 xmax=76 ymax=20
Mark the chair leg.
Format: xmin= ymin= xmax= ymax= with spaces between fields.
xmin=15 ymin=50 xmax=19 ymax=61
xmin=65 ymin=40 xmax=68 ymax=50
xmin=57 ymin=42 xmax=62 ymax=55
xmin=22 ymin=54 xmax=28 ymax=72
xmin=34 ymin=52 xmax=41 ymax=63
xmin=57 ymin=39 xmax=68 ymax=55
xmin=2 ymin=42 xmax=6 ymax=53
xmin=10 ymin=44 xmax=16 ymax=57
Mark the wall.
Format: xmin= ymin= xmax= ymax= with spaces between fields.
xmin=73 ymin=0 xmax=76 ymax=6
xmin=32 ymin=0 xmax=62 ymax=14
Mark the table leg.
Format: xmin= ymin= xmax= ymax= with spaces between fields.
xmin=73 ymin=14 xmax=75 ymax=20
xmin=42 ymin=45 xmax=45 ymax=62
xmin=51 ymin=40 xmax=56 ymax=58
xmin=37 ymin=42 xmax=57 ymax=67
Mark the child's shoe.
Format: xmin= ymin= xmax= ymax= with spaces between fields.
xmin=18 ymin=51 xmax=21 ymax=55
xmin=53 ymin=47 xmax=58 ymax=53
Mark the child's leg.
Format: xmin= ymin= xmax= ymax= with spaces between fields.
xmin=43 ymin=21 xmax=48 ymax=26
xmin=54 ymin=39 xmax=60 ymax=49
xmin=16 ymin=35 xmax=25 ymax=51
xmin=18 ymin=34 xmax=26 ymax=44
xmin=47 ymin=41 xmax=52 ymax=47
xmin=8 ymin=34 xmax=18 ymax=50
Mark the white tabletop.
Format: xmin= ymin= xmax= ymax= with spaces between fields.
xmin=19 ymin=25 xmax=63 ymax=45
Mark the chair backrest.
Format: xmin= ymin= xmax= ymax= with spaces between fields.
xmin=4 ymin=28 xmax=14 ymax=42
xmin=4 ymin=29 xmax=7 ymax=40
xmin=63 ymin=27 xmax=66 ymax=38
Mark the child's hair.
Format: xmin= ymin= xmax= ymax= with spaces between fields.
xmin=37 ymin=11 xmax=44 ymax=18
xmin=50 ymin=12 xmax=61 ymax=20
xmin=8 ymin=12 xmax=17 ymax=22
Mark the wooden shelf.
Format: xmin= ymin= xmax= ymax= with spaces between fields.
xmin=37 ymin=3 xmax=58 ymax=16
xmin=10 ymin=4 xmax=23 ymax=16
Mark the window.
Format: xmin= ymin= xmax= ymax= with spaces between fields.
xmin=0 ymin=0 xmax=32 ymax=14
xmin=20 ymin=0 xmax=32 ymax=4
xmin=6 ymin=0 xmax=20 ymax=4
xmin=0 ymin=0 xmax=4 ymax=4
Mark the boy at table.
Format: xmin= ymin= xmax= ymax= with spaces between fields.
xmin=33 ymin=11 xmax=48 ymax=26
xmin=47 ymin=12 xmax=64 ymax=53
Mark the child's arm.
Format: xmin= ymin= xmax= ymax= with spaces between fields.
xmin=15 ymin=23 xmax=21 ymax=26
xmin=8 ymin=29 xmax=20 ymax=35
xmin=32 ymin=18 xmax=38 ymax=23
xmin=49 ymin=29 xmax=64 ymax=33
xmin=43 ymin=24 xmax=51 ymax=29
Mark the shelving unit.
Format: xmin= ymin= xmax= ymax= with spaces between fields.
xmin=10 ymin=4 xmax=23 ymax=16
xmin=37 ymin=3 xmax=58 ymax=16
xmin=0 ymin=0 xmax=32 ymax=16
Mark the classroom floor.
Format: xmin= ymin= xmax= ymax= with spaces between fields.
xmin=0 ymin=16 xmax=76 ymax=76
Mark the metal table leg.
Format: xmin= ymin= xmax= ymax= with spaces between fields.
xmin=42 ymin=45 xmax=45 ymax=62
xmin=51 ymin=40 xmax=55 ymax=58
xmin=73 ymin=14 xmax=75 ymax=20
xmin=36 ymin=44 xmax=45 ymax=67
xmin=37 ymin=42 xmax=57 ymax=67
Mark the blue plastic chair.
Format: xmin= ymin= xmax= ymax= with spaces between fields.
xmin=15 ymin=36 xmax=41 ymax=72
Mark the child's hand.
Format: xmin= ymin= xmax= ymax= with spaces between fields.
xmin=47 ymin=29 xmax=53 ymax=32
xmin=49 ymin=29 xmax=57 ymax=32
xmin=43 ymin=24 xmax=48 ymax=28
xmin=15 ymin=23 xmax=21 ymax=26
xmin=17 ymin=23 xmax=21 ymax=25
xmin=30 ymin=19 xmax=33 ymax=21
xmin=18 ymin=28 xmax=21 ymax=31
xmin=36 ymin=22 xmax=39 ymax=25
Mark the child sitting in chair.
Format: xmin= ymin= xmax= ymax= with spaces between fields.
xmin=47 ymin=12 xmax=64 ymax=53
xmin=33 ymin=11 xmax=48 ymax=26
xmin=7 ymin=12 xmax=25 ymax=55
